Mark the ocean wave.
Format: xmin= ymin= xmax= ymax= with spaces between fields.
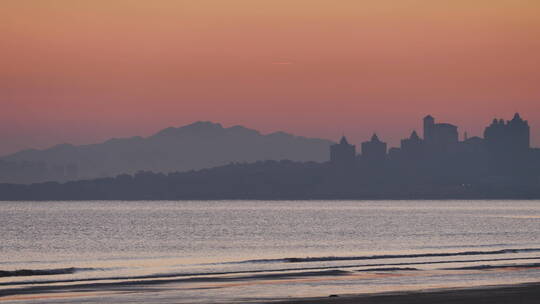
xmin=3 ymin=256 xmax=539 ymax=288
xmin=444 ymin=263 xmax=540 ymax=270
xmin=0 ymin=269 xmax=353 ymax=298
xmin=417 ymin=243 xmax=519 ymax=250
xmin=0 ymin=267 xmax=96 ymax=278
xmin=359 ymin=267 xmax=419 ymax=272
xmin=239 ymin=248 xmax=540 ymax=264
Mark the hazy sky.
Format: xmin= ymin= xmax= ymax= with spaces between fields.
xmin=1 ymin=0 xmax=539 ymax=155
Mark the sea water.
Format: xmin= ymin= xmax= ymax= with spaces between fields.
xmin=1 ymin=200 xmax=540 ymax=303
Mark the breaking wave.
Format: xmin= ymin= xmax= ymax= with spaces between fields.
xmin=0 ymin=267 xmax=96 ymax=278
xmin=235 ymin=248 xmax=540 ymax=264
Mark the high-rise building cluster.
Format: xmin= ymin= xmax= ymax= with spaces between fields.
xmin=330 ymin=113 xmax=532 ymax=168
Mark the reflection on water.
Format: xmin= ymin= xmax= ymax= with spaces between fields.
xmin=1 ymin=200 xmax=540 ymax=303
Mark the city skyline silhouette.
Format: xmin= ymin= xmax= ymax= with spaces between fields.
xmin=1 ymin=112 xmax=539 ymax=200
xmin=0 ymin=113 xmax=535 ymax=183
xmin=1 ymin=112 xmax=537 ymax=185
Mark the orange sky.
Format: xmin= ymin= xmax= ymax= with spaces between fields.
xmin=1 ymin=0 xmax=539 ymax=155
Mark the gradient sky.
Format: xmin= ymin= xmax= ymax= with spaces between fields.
xmin=1 ymin=0 xmax=539 ymax=155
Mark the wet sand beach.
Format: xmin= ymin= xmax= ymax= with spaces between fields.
xmin=272 ymin=283 xmax=540 ymax=304
xmin=2 ymin=282 xmax=540 ymax=303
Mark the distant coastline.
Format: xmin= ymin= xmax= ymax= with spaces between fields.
xmin=1 ymin=159 xmax=539 ymax=201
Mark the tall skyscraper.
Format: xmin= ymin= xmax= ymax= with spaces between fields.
xmin=423 ymin=115 xmax=458 ymax=154
xmin=361 ymin=134 xmax=387 ymax=163
xmin=330 ymin=136 xmax=356 ymax=167
xmin=484 ymin=113 xmax=530 ymax=155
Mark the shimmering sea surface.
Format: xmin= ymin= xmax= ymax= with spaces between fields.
xmin=1 ymin=200 xmax=540 ymax=303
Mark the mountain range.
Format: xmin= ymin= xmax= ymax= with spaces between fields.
xmin=0 ymin=121 xmax=333 ymax=184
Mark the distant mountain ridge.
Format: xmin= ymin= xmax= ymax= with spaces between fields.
xmin=1 ymin=121 xmax=334 ymax=183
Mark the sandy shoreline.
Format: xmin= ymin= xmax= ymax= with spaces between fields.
xmin=2 ymin=281 xmax=540 ymax=303
xmin=269 ymin=283 xmax=540 ymax=304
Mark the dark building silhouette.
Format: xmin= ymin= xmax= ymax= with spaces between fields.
xmin=387 ymin=147 xmax=401 ymax=160
xmin=361 ymin=134 xmax=387 ymax=163
xmin=460 ymin=136 xmax=485 ymax=154
xmin=330 ymin=136 xmax=356 ymax=167
xmin=423 ymin=115 xmax=458 ymax=154
xmin=400 ymin=130 xmax=423 ymax=158
xmin=484 ymin=113 xmax=530 ymax=155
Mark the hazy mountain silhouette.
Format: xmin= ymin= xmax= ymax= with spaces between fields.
xmin=1 ymin=121 xmax=333 ymax=183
